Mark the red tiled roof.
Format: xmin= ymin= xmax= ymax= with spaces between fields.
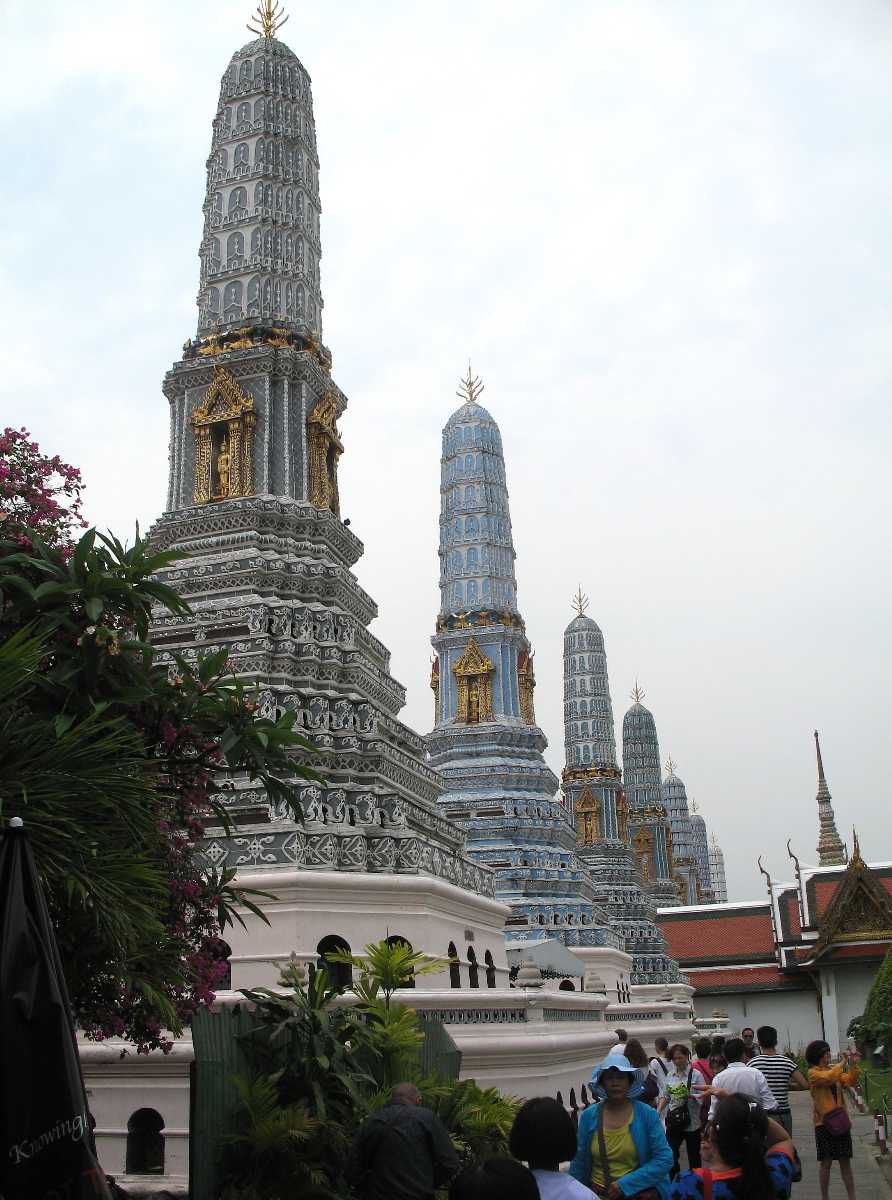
xmin=781 ymin=890 xmax=801 ymax=937
xmin=686 ymin=965 xmax=802 ymax=993
xmin=812 ymin=878 xmax=842 ymax=918
xmin=659 ymin=906 xmax=775 ymax=965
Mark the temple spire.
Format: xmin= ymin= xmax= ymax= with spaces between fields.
xmin=814 ymin=730 xmax=846 ymax=867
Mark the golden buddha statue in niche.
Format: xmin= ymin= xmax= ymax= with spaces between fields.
xmin=215 ymin=435 xmax=231 ymax=497
xmin=191 ymin=367 xmax=256 ymax=504
xmin=453 ymin=636 xmax=495 ymax=724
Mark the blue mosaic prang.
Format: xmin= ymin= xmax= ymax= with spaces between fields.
xmin=622 ymin=695 xmax=679 ymax=908
xmin=560 ymin=602 xmax=684 ymax=983
xmin=147 ymin=28 xmax=495 ymax=904
xmin=708 ymin=834 xmax=728 ymax=902
xmin=661 ymin=764 xmax=699 ymax=905
xmin=689 ymin=812 xmax=713 ymax=901
xmin=196 ymin=36 xmax=323 ymax=338
xmin=438 ymin=399 xmax=517 ymax=616
xmin=425 ymin=386 xmax=620 ymax=956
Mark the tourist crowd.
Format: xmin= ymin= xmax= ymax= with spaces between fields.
xmin=347 ymin=1025 xmax=863 ymax=1200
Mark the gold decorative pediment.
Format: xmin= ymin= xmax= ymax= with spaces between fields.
xmin=454 ymin=636 xmax=494 ymax=677
xmin=812 ymin=842 xmax=892 ymax=958
xmin=192 ymin=366 xmax=254 ymax=425
xmin=191 ymin=367 xmax=255 ymax=504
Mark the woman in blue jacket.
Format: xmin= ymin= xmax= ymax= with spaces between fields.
xmin=570 ymin=1051 xmax=673 ymax=1199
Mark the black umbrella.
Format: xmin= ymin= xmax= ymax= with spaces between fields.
xmin=0 ymin=817 xmax=111 ymax=1200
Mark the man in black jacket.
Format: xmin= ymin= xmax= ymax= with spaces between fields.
xmin=347 ymin=1082 xmax=460 ymax=1200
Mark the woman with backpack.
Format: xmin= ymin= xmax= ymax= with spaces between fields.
xmin=805 ymin=1039 xmax=860 ymax=1200
xmin=657 ymin=1044 xmax=707 ymax=1178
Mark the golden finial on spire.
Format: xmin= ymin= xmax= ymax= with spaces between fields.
xmin=630 ymin=680 xmax=645 ymax=704
xmin=247 ymin=0 xmax=289 ymax=39
xmin=665 ymin=755 xmax=677 ymax=776
xmin=456 ymin=361 xmax=485 ymax=405
xmin=691 ymin=798 xmax=699 ymax=813
xmin=571 ymin=585 xmax=589 ymax=617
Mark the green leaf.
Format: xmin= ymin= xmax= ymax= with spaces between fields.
xmin=84 ymin=596 xmax=103 ymax=622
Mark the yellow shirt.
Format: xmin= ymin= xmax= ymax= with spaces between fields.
xmin=808 ymin=1062 xmax=860 ymax=1127
xmin=590 ymin=1116 xmax=639 ymax=1190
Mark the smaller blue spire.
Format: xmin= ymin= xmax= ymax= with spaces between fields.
xmin=438 ymin=367 xmax=517 ymax=617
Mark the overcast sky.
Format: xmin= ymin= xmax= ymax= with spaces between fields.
xmin=4 ymin=0 xmax=891 ymax=902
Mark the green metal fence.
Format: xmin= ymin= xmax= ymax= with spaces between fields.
xmin=190 ymin=1005 xmax=259 ymax=1200
xmin=418 ymin=1016 xmax=462 ymax=1081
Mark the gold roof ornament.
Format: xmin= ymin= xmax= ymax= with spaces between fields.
xmin=456 ymin=361 xmax=485 ymax=405
xmin=247 ymin=0 xmax=289 ymax=39
xmin=571 ymin=585 xmax=589 ymax=617
xmin=453 ymin=636 xmax=495 ymax=677
xmin=630 ymin=680 xmax=646 ymax=704
xmin=665 ymin=755 xmax=677 ymax=776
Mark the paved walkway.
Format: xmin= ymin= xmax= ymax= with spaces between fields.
xmin=786 ymin=1091 xmax=889 ymax=1199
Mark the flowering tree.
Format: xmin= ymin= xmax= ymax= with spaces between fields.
xmin=0 ymin=434 xmax=317 ymax=1052
xmin=0 ymin=426 xmax=86 ymax=548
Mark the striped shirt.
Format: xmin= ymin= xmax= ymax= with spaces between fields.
xmin=749 ymin=1053 xmax=798 ymax=1112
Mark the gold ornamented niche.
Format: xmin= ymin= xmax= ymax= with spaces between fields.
xmin=616 ymin=790 xmax=630 ymax=843
xmin=453 ymin=636 xmax=495 ymax=724
xmin=430 ymin=655 xmax=440 ymax=724
xmin=633 ymin=826 xmax=654 ymax=883
xmin=191 ymin=366 xmax=255 ymax=504
xmin=307 ymin=391 xmax=343 ymax=516
xmin=517 ymin=650 xmax=536 ymax=725
xmin=575 ymin=784 xmax=602 ymax=846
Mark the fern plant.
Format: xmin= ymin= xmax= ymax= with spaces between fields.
xmin=220 ymin=1072 xmax=330 ymax=1200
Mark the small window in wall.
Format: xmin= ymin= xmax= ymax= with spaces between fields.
xmin=448 ymin=941 xmax=461 ymax=989
xmin=385 ymin=935 xmax=415 ymax=988
xmin=126 ymin=1109 xmax=165 ymax=1175
xmin=317 ymin=935 xmax=352 ymax=989
xmin=559 ymin=979 xmax=576 ymax=991
xmin=484 ymin=950 xmax=496 ymax=989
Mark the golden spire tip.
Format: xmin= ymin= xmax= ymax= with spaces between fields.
xmin=631 ymin=680 xmax=645 ymax=704
xmin=456 ymin=361 xmax=485 ymax=405
xmin=571 ymin=585 xmax=589 ymax=617
xmin=247 ymin=0 xmax=289 ymax=39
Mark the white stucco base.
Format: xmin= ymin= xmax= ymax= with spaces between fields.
xmin=225 ymin=867 xmax=514 ymax=991
xmin=79 ymin=866 xmax=695 ymax=1189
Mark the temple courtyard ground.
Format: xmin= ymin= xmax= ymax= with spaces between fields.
xmin=772 ymin=1092 xmax=886 ymax=1198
